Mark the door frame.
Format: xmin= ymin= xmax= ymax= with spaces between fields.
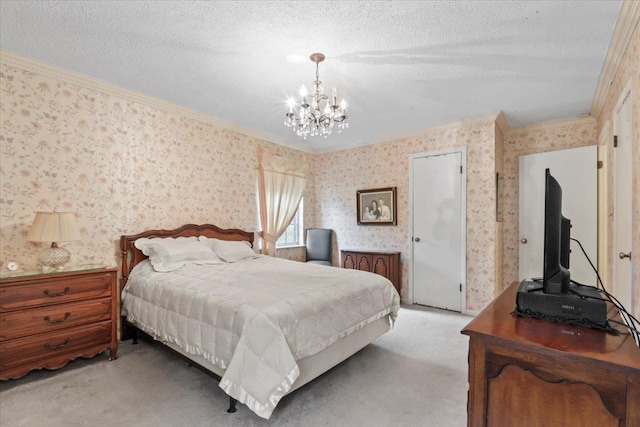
xmin=409 ymin=146 xmax=467 ymax=313
xmin=597 ymin=122 xmax=610 ymax=292
xmin=612 ymin=79 xmax=634 ymax=314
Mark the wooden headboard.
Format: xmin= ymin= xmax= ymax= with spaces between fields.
xmin=119 ymin=224 xmax=255 ymax=293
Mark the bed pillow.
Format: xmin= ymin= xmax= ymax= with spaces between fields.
xmin=134 ymin=237 xmax=223 ymax=272
xmin=196 ymin=236 xmax=219 ymax=252
xmin=198 ymin=236 xmax=261 ymax=263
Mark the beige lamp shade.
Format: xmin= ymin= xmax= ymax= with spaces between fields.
xmin=27 ymin=212 xmax=80 ymax=271
xmin=26 ymin=212 xmax=81 ymax=243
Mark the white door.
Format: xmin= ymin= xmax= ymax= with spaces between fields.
xmin=613 ymin=87 xmax=633 ymax=314
xmin=411 ymin=149 xmax=465 ymax=311
xmin=519 ymin=146 xmax=598 ymax=285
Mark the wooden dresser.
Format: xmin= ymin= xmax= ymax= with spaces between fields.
xmin=0 ymin=267 xmax=118 ymax=380
xmin=340 ymin=249 xmax=401 ymax=294
xmin=461 ymin=282 xmax=640 ymax=427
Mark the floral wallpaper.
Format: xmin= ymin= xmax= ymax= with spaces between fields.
xmin=502 ymin=120 xmax=597 ymax=291
xmin=1 ymin=53 xmax=500 ymax=312
xmin=595 ymin=21 xmax=639 ymax=316
xmin=2 ymin=34 xmax=637 ymax=316
xmin=0 ymin=61 xmax=315 ymax=271
xmin=314 ymin=121 xmax=498 ymax=312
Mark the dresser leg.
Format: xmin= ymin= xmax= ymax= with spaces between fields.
xmin=109 ymin=349 xmax=118 ymax=361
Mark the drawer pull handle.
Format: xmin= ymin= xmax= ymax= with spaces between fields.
xmin=44 ymin=313 xmax=71 ymax=324
xmin=43 ymin=287 xmax=70 ymax=297
xmin=44 ymin=338 xmax=71 ymax=350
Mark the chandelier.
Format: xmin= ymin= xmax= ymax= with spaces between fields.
xmin=284 ymin=53 xmax=349 ymax=139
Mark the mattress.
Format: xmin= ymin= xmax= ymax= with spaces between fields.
xmin=153 ymin=315 xmax=390 ymax=393
xmin=121 ymin=256 xmax=399 ymax=419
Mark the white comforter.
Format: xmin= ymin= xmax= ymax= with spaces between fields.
xmin=121 ymin=256 xmax=400 ymax=419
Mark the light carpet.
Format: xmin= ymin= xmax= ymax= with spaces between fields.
xmin=0 ymin=305 xmax=471 ymax=427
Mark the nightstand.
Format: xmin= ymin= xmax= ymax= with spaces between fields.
xmin=0 ymin=266 xmax=118 ymax=380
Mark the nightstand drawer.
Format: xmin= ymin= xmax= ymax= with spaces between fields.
xmin=0 ymin=272 xmax=112 ymax=311
xmin=0 ymin=321 xmax=112 ymax=371
xmin=0 ymin=298 xmax=112 ymax=341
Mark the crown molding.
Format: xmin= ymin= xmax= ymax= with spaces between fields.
xmin=494 ymin=111 xmax=510 ymax=134
xmin=0 ymin=49 xmax=314 ymax=154
xmin=506 ymin=114 xmax=596 ymax=136
xmin=590 ymin=0 xmax=639 ymax=120
xmin=316 ymin=111 xmax=502 ymax=154
xmin=0 ymin=48 xmax=603 ymax=156
xmin=0 ymin=49 xmax=499 ymax=157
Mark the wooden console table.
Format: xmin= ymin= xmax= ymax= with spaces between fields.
xmin=340 ymin=249 xmax=401 ymax=294
xmin=461 ymin=282 xmax=640 ymax=427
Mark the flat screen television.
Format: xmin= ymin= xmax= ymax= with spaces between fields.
xmin=543 ymin=168 xmax=571 ymax=294
xmin=516 ymin=169 xmax=607 ymax=327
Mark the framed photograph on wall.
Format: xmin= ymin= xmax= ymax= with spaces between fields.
xmin=357 ymin=187 xmax=397 ymax=225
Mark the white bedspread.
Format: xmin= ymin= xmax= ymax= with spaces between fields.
xmin=121 ymin=256 xmax=400 ymax=419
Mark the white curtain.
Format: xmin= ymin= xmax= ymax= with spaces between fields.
xmin=257 ymin=148 xmax=308 ymax=255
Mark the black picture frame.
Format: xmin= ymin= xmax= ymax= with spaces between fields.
xmin=357 ymin=187 xmax=397 ymax=225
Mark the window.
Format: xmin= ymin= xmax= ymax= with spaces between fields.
xmin=276 ymin=199 xmax=304 ymax=247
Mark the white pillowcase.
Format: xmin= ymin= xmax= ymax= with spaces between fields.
xmin=198 ymin=236 xmax=261 ymax=263
xmin=134 ymin=236 xmax=224 ymax=272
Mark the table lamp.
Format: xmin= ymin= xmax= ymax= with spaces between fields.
xmin=26 ymin=212 xmax=80 ymax=271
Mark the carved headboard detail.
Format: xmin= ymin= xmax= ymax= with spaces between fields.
xmin=119 ymin=224 xmax=255 ymax=293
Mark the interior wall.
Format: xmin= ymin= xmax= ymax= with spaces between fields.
xmin=0 ymin=59 xmax=315 ymax=270
xmin=595 ymin=18 xmax=639 ymax=315
xmin=314 ymin=119 xmax=497 ymax=312
xmin=494 ymin=122 xmax=505 ymax=297
xmin=2 ymin=17 xmax=635 ymax=315
xmin=501 ymin=118 xmax=597 ymax=290
xmin=0 ymin=53 xmax=500 ymax=315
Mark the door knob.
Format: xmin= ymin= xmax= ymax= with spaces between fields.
xmin=520 ymin=238 xmax=527 ymax=244
xmin=619 ymin=251 xmax=631 ymax=260
xmin=414 ymin=237 xmax=421 ymax=242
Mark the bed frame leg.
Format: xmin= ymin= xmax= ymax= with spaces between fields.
xmin=227 ymin=397 xmax=237 ymax=413
xmin=122 ymin=320 xmax=139 ymax=344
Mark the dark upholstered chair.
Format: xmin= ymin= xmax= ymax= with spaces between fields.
xmin=305 ymin=228 xmax=333 ymax=266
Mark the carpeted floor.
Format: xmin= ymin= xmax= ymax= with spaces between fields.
xmin=0 ymin=305 xmax=471 ymax=427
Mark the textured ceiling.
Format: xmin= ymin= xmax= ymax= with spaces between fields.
xmin=0 ymin=1 xmax=623 ymax=151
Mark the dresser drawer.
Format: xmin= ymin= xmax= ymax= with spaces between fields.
xmin=0 ymin=298 xmax=111 ymax=341
xmin=0 ymin=321 xmax=112 ymax=371
xmin=0 ymin=273 xmax=112 ymax=311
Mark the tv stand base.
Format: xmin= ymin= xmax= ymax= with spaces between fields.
xmin=515 ymin=279 xmax=608 ymax=329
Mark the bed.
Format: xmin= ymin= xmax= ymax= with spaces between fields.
xmin=119 ymin=224 xmax=400 ymax=419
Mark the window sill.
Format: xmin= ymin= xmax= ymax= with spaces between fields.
xmin=276 ymin=244 xmax=305 ymax=250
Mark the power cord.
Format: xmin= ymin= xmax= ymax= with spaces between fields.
xmin=570 ymin=238 xmax=639 ymax=347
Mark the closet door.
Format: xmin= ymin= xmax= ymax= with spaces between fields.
xmin=411 ymin=149 xmax=465 ymax=311
xmin=613 ymin=87 xmax=633 ymax=313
